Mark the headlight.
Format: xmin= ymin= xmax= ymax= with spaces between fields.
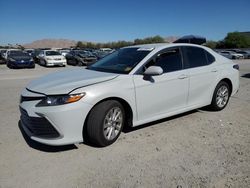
xmin=36 ymin=93 xmax=85 ymax=107
xmin=46 ymin=57 xmax=52 ymax=60
xmin=9 ymin=58 xmax=16 ymax=62
xmin=30 ymin=59 xmax=34 ymax=62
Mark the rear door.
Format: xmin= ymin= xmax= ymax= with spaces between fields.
xmin=182 ymin=46 xmax=218 ymax=107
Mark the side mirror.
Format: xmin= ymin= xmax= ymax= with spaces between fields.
xmin=144 ymin=66 xmax=163 ymax=76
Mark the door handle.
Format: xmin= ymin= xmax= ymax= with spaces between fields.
xmin=178 ymin=74 xmax=188 ymax=79
xmin=211 ymin=69 xmax=218 ymax=72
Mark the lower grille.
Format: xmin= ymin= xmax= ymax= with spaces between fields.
xmin=20 ymin=107 xmax=60 ymax=138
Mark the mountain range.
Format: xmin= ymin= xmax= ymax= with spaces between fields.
xmin=22 ymin=36 xmax=179 ymax=49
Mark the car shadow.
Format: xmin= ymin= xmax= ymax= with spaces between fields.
xmin=18 ymin=108 xmax=211 ymax=150
xmin=18 ymin=121 xmax=78 ymax=152
xmin=123 ymin=109 xmax=198 ymax=133
xmin=241 ymin=73 xmax=250 ymax=78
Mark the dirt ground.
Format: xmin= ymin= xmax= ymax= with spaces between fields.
xmin=0 ymin=60 xmax=249 ymax=188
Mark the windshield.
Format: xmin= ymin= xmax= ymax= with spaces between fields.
xmin=88 ymin=47 xmax=151 ymax=74
xmin=9 ymin=51 xmax=28 ymax=56
xmin=45 ymin=51 xmax=61 ymax=56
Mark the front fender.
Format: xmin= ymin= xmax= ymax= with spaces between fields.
xmin=71 ymin=76 xmax=138 ymax=122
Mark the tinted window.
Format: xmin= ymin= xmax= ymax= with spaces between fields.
xmin=9 ymin=51 xmax=28 ymax=56
xmin=153 ymin=48 xmax=182 ymax=73
xmin=206 ymin=51 xmax=215 ymax=64
xmin=184 ymin=46 xmax=207 ymax=68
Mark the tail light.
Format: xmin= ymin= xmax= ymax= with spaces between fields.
xmin=233 ymin=64 xmax=239 ymax=70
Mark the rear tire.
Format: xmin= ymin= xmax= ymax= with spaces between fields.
xmin=87 ymin=100 xmax=125 ymax=147
xmin=210 ymin=81 xmax=230 ymax=111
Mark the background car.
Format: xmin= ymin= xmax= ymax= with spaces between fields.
xmin=6 ymin=50 xmax=35 ymax=68
xmin=5 ymin=49 xmax=21 ymax=59
xmin=24 ymin=49 xmax=34 ymax=56
xmin=66 ymin=50 xmax=97 ymax=66
xmin=59 ymin=49 xmax=70 ymax=56
xmin=93 ymin=50 xmax=110 ymax=60
xmin=38 ymin=50 xmax=66 ymax=67
xmin=219 ymin=50 xmax=244 ymax=59
xmin=235 ymin=50 xmax=250 ymax=59
xmin=0 ymin=49 xmax=7 ymax=64
xmin=31 ymin=49 xmax=42 ymax=64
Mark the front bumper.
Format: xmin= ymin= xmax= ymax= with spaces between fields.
xmin=46 ymin=59 xmax=66 ymax=66
xmin=19 ymin=89 xmax=93 ymax=146
xmin=8 ymin=60 xmax=34 ymax=68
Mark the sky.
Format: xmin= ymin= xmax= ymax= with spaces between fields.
xmin=0 ymin=0 xmax=249 ymax=45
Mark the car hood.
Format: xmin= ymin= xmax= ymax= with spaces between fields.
xmin=26 ymin=68 xmax=118 ymax=95
xmin=10 ymin=56 xmax=32 ymax=61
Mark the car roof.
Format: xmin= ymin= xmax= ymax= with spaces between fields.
xmin=123 ymin=43 xmax=210 ymax=52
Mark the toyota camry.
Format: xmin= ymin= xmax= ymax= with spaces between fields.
xmin=19 ymin=43 xmax=239 ymax=146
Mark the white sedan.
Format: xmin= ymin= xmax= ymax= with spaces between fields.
xmin=19 ymin=43 xmax=239 ymax=146
xmin=219 ymin=51 xmax=244 ymax=59
xmin=38 ymin=50 xmax=66 ymax=66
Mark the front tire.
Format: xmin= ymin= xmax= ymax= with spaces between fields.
xmin=210 ymin=81 xmax=230 ymax=111
xmin=87 ymin=100 xmax=125 ymax=147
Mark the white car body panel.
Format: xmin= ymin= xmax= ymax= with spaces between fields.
xmin=19 ymin=43 xmax=239 ymax=146
xmin=27 ymin=68 xmax=118 ymax=95
xmin=133 ymin=69 xmax=189 ymax=122
xmin=187 ymin=64 xmax=219 ymax=107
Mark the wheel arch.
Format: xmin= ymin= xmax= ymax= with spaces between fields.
xmin=82 ymin=97 xmax=133 ymax=141
xmin=209 ymin=77 xmax=233 ymax=104
xmin=219 ymin=78 xmax=233 ymax=95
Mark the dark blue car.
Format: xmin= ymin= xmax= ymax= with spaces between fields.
xmin=6 ymin=50 xmax=35 ymax=68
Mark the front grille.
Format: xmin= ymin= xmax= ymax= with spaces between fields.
xmin=20 ymin=107 xmax=60 ymax=138
xmin=20 ymin=96 xmax=45 ymax=103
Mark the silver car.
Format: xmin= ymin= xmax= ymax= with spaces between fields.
xmin=219 ymin=50 xmax=244 ymax=59
xmin=19 ymin=43 xmax=239 ymax=146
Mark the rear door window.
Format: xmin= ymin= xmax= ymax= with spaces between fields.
xmin=182 ymin=46 xmax=209 ymax=68
xmin=205 ymin=51 xmax=215 ymax=64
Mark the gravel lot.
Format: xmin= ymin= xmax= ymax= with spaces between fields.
xmin=0 ymin=61 xmax=249 ymax=188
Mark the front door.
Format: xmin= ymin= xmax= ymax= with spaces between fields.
xmin=133 ymin=47 xmax=189 ymax=122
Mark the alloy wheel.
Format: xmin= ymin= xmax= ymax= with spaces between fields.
xmin=216 ymin=85 xmax=229 ymax=108
xmin=103 ymin=107 xmax=123 ymax=140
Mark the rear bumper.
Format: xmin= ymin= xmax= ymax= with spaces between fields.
xmin=231 ymin=70 xmax=240 ymax=97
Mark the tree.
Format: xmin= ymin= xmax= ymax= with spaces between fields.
xmin=223 ymin=32 xmax=250 ymax=48
xmin=75 ymin=35 xmax=165 ymax=49
xmin=75 ymin=41 xmax=85 ymax=48
xmin=134 ymin=35 xmax=165 ymax=45
xmin=204 ymin=40 xmax=217 ymax=49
